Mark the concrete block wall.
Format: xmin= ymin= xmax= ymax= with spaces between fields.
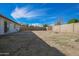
xmin=74 ymin=23 xmax=79 ymax=33
xmin=53 ymin=25 xmax=61 ymax=32
xmin=52 ymin=23 xmax=79 ymax=33
xmin=61 ymin=24 xmax=74 ymax=33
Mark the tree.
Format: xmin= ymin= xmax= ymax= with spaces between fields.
xmin=67 ymin=19 xmax=79 ymax=24
xmin=43 ymin=24 xmax=48 ymax=27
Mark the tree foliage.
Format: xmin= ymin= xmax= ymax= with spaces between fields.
xmin=67 ymin=19 xmax=79 ymax=24
xmin=43 ymin=24 xmax=48 ymax=27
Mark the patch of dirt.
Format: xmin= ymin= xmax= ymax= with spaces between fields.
xmin=33 ymin=31 xmax=79 ymax=56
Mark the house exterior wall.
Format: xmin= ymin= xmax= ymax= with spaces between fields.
xmin=14 ymin=23 xmax=20 ymax=32
xmin=7 ymin=21 xmax=20 ymax=33
xmin=15 ymin=24 xmax=20 ymax=31
xmin=8 ymin=22 xmax=15 ymax=33
xmin=5 ymin=20 xmax=10 ymax=33
xmin=0 ymin=15 xmax=21 ymax=35
xmin=0 ymin=18 xmax=4 ymax=34
xmin=3 ymin=19 xmax=15 ymax=33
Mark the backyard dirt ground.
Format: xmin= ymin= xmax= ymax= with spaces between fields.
xmin=0 ymin=31 xmax=79 ymax=56
xmin=33 ymin=31 xmax=79 ymax=56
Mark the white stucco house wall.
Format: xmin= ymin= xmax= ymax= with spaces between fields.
xmin=0 ymin=17 xmax=4 ymax=35
xmin=0 ymin=14 xmax=21 ymax=35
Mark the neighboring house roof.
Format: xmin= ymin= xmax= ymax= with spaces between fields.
xmin=0 ymin=14 xmax=21 ymax=25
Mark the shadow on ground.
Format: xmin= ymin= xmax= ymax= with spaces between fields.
xmin=0 ymin=31 xmax=65 ymax=56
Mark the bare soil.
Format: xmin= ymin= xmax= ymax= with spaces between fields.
xmin=33 ymin=31 xmax=79 ymax=56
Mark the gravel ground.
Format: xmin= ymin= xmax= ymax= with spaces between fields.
xmin=0 ymin=31 xmax=79 ymax=56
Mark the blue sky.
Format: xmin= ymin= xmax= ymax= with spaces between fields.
xmin=0 ymin=3 xmax=79 ymax=25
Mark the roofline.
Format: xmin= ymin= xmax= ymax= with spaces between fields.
xmin=0 ymin=14 xmax=21 ymax=25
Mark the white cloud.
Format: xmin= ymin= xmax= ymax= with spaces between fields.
xmin=11 ymin=6 xmax=49 ymax=19
xmin=11 ymin=7 xmax=30 ymax=19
